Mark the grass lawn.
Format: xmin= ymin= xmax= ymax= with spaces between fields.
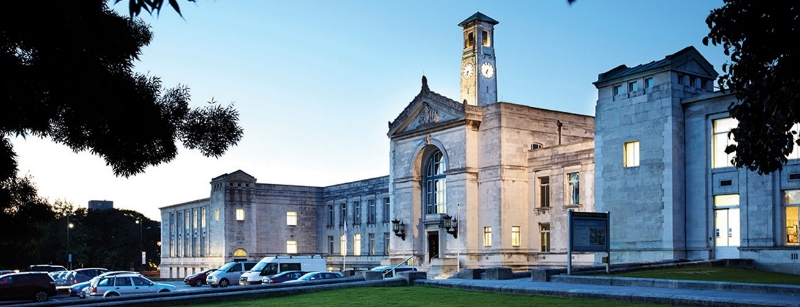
xmin=606 ymin=266 xmax=800 ymax=285
xmin=186 ymin=286 xmax=664 ymax=307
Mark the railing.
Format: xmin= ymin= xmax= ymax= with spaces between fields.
xmin=383 ymin=255 xmax=414 ymax=278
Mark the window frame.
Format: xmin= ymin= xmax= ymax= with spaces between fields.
xmin=424 ymin=150 xmax=447 ymax=215
xmin=235 ymin=208 xmax=245 ymax=221
xmin=613 ymin=84 xmax=623 ymax=95
xmin=367 ymin=199 xmax=377 ymax=224
xmin=286 ymin=240 xmax=298 ymax=254
xmin=511 ymin=226 xmax=520 ymax=247
xmin=353 ymin=201 xmax=362 ymax=225
xmin=286 ymin=211 xmax=297 ymax=226
xmin=382 ymin=197 xmax=390 ymax=222
xmin=483 ymin=227 xmax=492 ymax=247
xmin=540 ymin=224 xmax=551 ymax=252
xmin=567 ymin=172 xmax=580 ymax=206
xmin=784 ymin=190 xmax=800 ymax=245
xmin=353 ymin=234 xmax=362 ymax=256
xmin=628 ymin=81 xmax=638 ymax=92
xmin=712 ymin=117 xmax=738 ymax=168
xmin=624 ymin=140 xmax=640 ymax=167
xmin=538 ymin=176 xmax=550 ymax=208
xmin=644 ymin=77 xmax=654 ymax=89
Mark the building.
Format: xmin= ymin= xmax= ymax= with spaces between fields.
xmin=88 ymin=200 xmax=113 ymax=211
xmin=594 ymin=46 xmax=800 ymax=274
xmin=159 ymin=12 xmax=598 ymax=278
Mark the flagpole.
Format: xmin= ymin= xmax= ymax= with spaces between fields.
xmin=343 ymin=219 xmax=347 ymax=274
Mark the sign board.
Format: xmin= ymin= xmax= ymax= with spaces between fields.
xmin=569 ymin=211 xmax=609 ymax=252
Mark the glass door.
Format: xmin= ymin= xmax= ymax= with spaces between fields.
xmin=714 ymin=207 xmax=740 ymax=259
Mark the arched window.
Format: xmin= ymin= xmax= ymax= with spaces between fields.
xmin=424 ymin=150 xmax=446 ymax=214
xmin=233 ymin=248 xmax=247 ymax=257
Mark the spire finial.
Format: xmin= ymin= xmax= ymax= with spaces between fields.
xmin=422 ymin=75 xmax=429 ymax=92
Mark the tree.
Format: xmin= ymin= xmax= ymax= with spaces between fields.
xmin=119 ymin=0 xmax=196 ymax=18
xmin=704 ymin=0 xmax=800 ymax=174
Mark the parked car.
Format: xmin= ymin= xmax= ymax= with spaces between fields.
xmin=28 ymin=265 xmax=67 ymax=272
xmin=80 ymin=271 xmax=140 ymax=298
xmin=0 ymin=272 xmax=57 ymax=302
xmin=87 ymin=273 xmax=175 ymax=298
xmin=285 ymin=271 xmax=343 ymax=283
xmin=240 ymin=255 xmax=326 ymax=286
xmin=184 ymin=268 xmax=216 ymax=287
xmin=261 ymin=270 xmax=309 ymax=284
xmin=71 ymin=268 xmax=109 ymax=285
xmin=54 ymin=271 xmax=75 ymax=288
xmin=370 ymin=265 xmax=418 ymax=278
xmin=206 ymin=261 xmax=257 ymax=288
xmin=69 ymin=281 xmax=90 ymax=297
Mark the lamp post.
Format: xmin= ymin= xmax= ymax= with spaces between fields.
xmin=66 ymin=212 xmax=74 ymax=270
xmin=136 ymin=218 xmax=143 ymax=269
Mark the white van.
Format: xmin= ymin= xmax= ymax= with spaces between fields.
xmin=239 ymin=255 xmax=326 ymax=285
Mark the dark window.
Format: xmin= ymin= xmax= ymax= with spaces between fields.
xmin=115 ymin=277 xmax=132 ymax=287
xmin=382 ymin=197 xmax=390 ymax=222
xmin=481 ymin=30 xmax=489 ymax=46
xmin=353 ymin=201 xmax=361 ymax=225
xmin=340 ymin=204 xmax=346 ymax=226
xmin=327 ymin=205 xmax=334 ymax=226
xmin=280 ymin=263 xmax=301 ymax=271
xmin=368 ymin=199 xmax=376 ymax=224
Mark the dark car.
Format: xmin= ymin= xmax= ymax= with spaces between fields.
xmin=184 ymin=268 xmax=216 ymax=287
xmin=285 ymin=271 xmax=343 ymax=283
xmin=261 ymin=270 xmax=309 ymax=284
xmin=370 ymin=265 xmax=418 ymax=277
xmin=0 ymin=272 xmax=57 ymax=302
xmin=71 ymin=268 xmax=108 ymax=285
xmin=69 ymin=281 xmax=90 ymax=297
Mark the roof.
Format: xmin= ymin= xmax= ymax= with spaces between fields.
xmin=594 ymin=46 xmax=703 ymax=84
xmin=458 ymin=12 xmax=499 ymax=26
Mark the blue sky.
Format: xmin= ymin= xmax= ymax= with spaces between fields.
xmin=11 ymin=0 xmax=727 ymax=220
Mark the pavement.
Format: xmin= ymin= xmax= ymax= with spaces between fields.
xmin=415 ymin=277 xmax=800 ymax=307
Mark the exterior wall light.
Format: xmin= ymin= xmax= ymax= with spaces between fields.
xmin=442 ymin=214 xmax=458 ymax=239
xmin=391 ymin=219 xmax=406 ymax=241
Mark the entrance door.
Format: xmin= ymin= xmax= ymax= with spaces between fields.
xmin=714 ymin=208 xmax=740 ymax=259
xmin=427 ymin=231 xmax=439 ymax=261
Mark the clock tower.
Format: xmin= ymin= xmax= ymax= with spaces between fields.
xmin=459 ymin=12 xmax=498 ymax=107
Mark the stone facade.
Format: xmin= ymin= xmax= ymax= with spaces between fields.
xmin=594 ymin=46 xmax=800 ymax=275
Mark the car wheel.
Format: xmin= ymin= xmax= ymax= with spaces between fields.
xmin=33 ymin=290 xmax=49 ymax=302
xmin=194 ymin=279 xmax=203 ymax=287
xmin=219 ymin=279 xmax=229 ymax=287
xmin=105 ymin=292 xmax=119 ymax=297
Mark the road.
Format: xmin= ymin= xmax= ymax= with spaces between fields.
xmin=0 ymin=280 xmax=232 ymax=305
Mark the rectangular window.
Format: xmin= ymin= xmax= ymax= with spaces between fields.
xmin=287 ymin=211 xmax=297 ymax=226
xmin=354 ymin=234 xmax=361 ymax=256
xmin=628 ymin=81 xmax=638 ymax=92
xmin=644 ymin=77 xmax=654 ymax=88
xmin=624 ymin=141 xmax=640 ymax=167
xmin=193 ymin=209 xmax=198 ymax=229
xmin=568 ymin=172 xmax=580 ymax=205
xmin=236 ymin=208 xmax=245 ymax=221
xmin=481 ymin=30 xmax=489 ymax=46
xmin=613 ymin=84 xmax=623 ymax=95
xmin=328 ymin=236 xmax=334 ymax=255
xmin=785 ymin=190 xmax=800 ymax=245
xmin=353 ymin=201 xmax=361 ymax=225
xmin=201 ymin=208 xmax=206 ymax=228
xmin=185 ymin=210 xmax=189 ymax=229
xmin=340 ymin=204 xmax=346 ymax=226
xmin=368 ymin=199 xmax=376 ymax=224
xmin=511 ymin=226 xmax=520 ymax=247
xmin=169 ymin=213 xmax=175 ymax=257
xmin=287 ymin=241 xmax=297 ymax=254
xmin=483 ymin=227 xmax=492 ymax=247
xmin=676 ymin=73 xmax=684 ymax=85
xmin=712 ymin=117 xmax=738 ymax=168
xmin=340 ymin=235 xmax=346 ymax=256
xmin=383 ymin=197 xmax=390 ymax=222
xmin=690 ymin=76 xmax=697 ymax=87
xmin=384 ymin=232 xmax=390 ymax=255
xmin=538 ymin=177 xmax=550 ymax=208
xmin=328 ymin=204 xmax=334 ymax=226
xmin=540 ymin=224 xmax=551 ymax=252
xmin=215 ymin=209 xmax=219 ymax=221
xmin=368 ymin=233 xmax=376 ymax=255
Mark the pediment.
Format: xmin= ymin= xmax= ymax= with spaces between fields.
xmin=669 ymin=47 xmax=718 ymax=79
xmin=211 ymin=170 xmax=257 ymax=184
xmin=387 ymin=80 xmax=465 ymax=138
xmin=674 ymin=59 xmax=717 ymax=79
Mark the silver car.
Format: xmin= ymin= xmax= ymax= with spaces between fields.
xmin=86 ymin=273 xmax=175 ymax=297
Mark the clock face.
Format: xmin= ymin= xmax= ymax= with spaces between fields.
xmin=481 ymin=62 xmax=494 ymax=79
xmin=462 ymin=63 xmax=474 ymax=80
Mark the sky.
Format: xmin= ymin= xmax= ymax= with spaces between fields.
xmin=10 ymin=0 xmax=728 ymax=221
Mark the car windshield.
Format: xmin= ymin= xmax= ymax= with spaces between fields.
xmin=217 ymin=262 xmax=236 ymax=271
xmin=297 ymin=272 xmax=317 ymax=281
xmin=250 ymin=261 xmax=268 ymax=272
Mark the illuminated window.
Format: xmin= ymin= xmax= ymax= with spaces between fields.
xmin=624 ymin=141 xmax=640 ymax=167
xmin=233 ymin=248 xmax=247 ymax=257
xmin=511 ymin=226 xmax=520 ymax=247
xmin=483 ymin=227 xmax=492 ymax=247
xmin=568 ymin=173 xmax=580 ymax=205
xmin=215 ymin=209 xmax=219 ymax=221
xmin=287 ymin=241 xmax=297 ymax=254
xmin=540 ymin=224 xmax=551 ymax=252
xmin=340 ymin=235 xmax=346 ymax=256
xmin=785 ymin=190 xmax=800 ymax=245
xmin=287 ymin=211 xmax=297 ymax=226
xmin=193 ymin=209 xmax=198 ymax=229
xmin=354 ymin=234 xmax=361 ymax=256
xmin=201 ymin=208 xmax=206 ymax=228
xmin=712 ymin=117 xmax=738 ymax=168
xmin=538 ymin=177 xmax=550 ymax=208
xmin=236 ymin=208 xmax=245 ymax=221
xmin=425 ymin=150 xmax=447 ymax=214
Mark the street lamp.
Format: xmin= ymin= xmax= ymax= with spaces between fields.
xmin=136 ymin=218 xmax=143 ymax=269
xmin=66 ymin=212 xmax=74 ymax=270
